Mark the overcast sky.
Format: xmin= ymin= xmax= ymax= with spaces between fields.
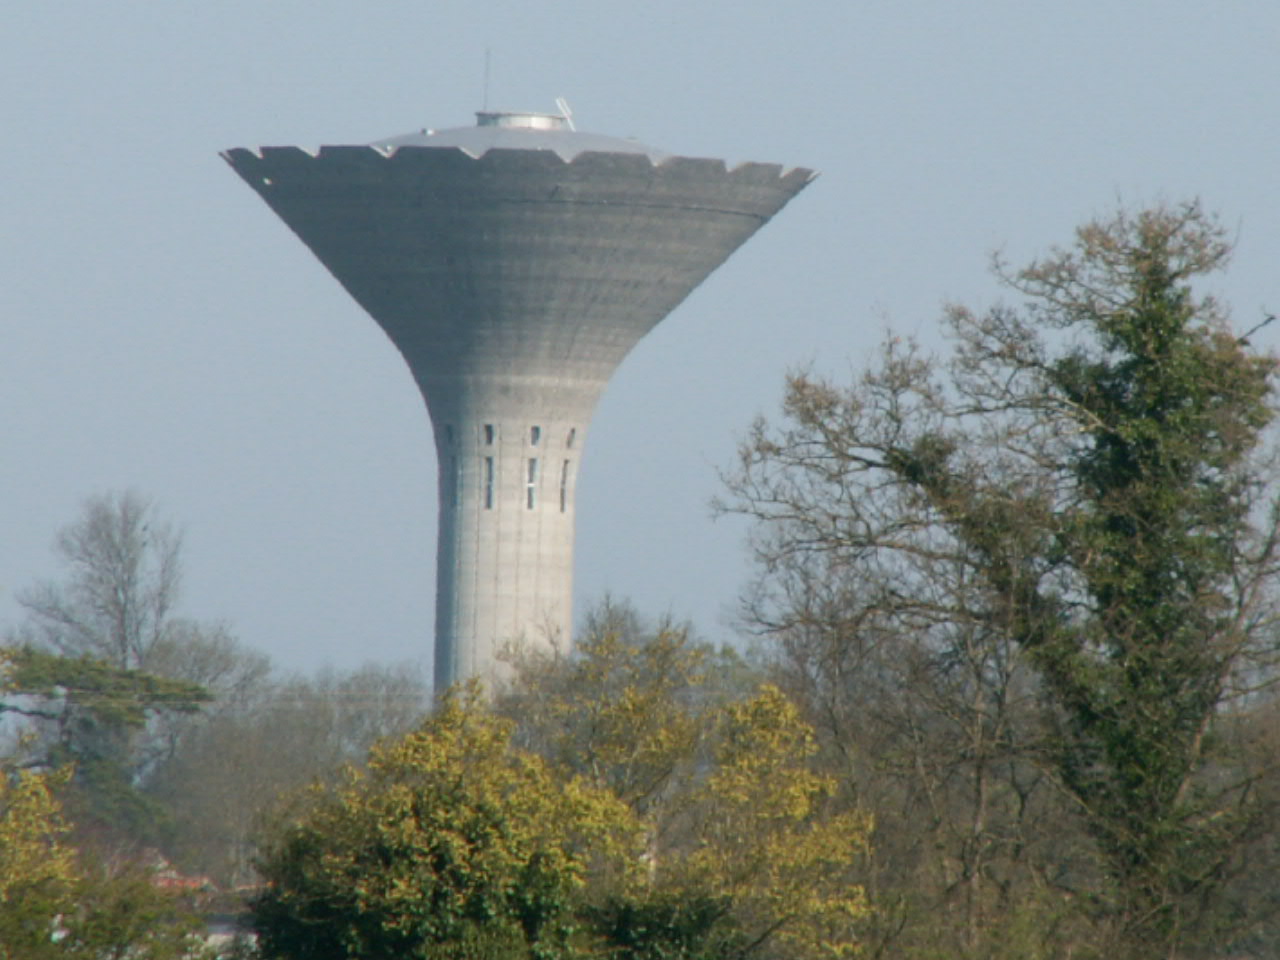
xmin=4 ymin=2 xmax=1279 ymax=678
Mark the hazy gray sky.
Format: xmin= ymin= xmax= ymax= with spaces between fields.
xmin=5 ymin=2 xmax=1279 ymax=676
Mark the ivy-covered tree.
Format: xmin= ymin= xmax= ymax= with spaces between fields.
xmin=721 ymin=203 xmax=1280 ymax=958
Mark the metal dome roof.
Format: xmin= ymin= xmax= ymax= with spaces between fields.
xmin=369 ymin=110 xmax=670 ymax=162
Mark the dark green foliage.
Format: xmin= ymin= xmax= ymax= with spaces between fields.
xmin=56 ymin=863 xmax=209 ymax=959
xmin=249 ymin=825 xmax=361 ymax=960
xmin=0 ymin=877 xmax=73 ymax=960
xmin=0 ymin=864 xmax=208 ymax=960
xmin=991 ymin=208 xmax=1275 ymax=952
xmin=3 ymin=646 xmax=210 ymax=729
xmin=586 ymin=893 xmax=745 ymax=960
xmin=2 ymin=646 xmax=211 ymax=847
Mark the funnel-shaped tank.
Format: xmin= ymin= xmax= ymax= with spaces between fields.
xmin=224 ymin=111 xmax=814 ymax=690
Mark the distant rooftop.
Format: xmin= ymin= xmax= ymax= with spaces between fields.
xmin=369 ymin=110 xmax=671 ymax=162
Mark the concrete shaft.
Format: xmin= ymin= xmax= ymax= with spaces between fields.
xmin=433 ymin=409 xmax=583 ymax=688
xmin=224 ymin=142 xmax=813 ymax=690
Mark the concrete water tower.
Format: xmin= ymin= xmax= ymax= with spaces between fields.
xmin=224 ymin=108 xmax=813 ymax=691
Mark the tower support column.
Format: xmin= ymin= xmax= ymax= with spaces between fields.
xmin=426 ymin=378 xmax=599 ymax=691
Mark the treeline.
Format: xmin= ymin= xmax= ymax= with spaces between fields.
xmin=255 ymin=609 xmax=872 ymax=959
xmin=6 ymin=202 xmax=1280 ymax=959
xmin=1 ymin=492 xmax=434 ymax=957
xmin=2 ymin=495 xmax=865 ymax=958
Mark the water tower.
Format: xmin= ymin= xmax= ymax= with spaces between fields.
xmin=224 ymin=108 xmax=813 ymax=690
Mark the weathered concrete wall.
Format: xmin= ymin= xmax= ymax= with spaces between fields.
xmin=225 ymin=143 xmax=813 ymax=691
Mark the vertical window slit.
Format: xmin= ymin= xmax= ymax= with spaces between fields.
xmin=559 ymin=459 xmax=570 ymax=513
xmin=530 ymin=425 xmax=541 ymax=446
xmin=484 ymin=456 xmax=494 ymax=510
xmin=526 ymin=458 xmax=538 ymax=510
xmin=484 ymin=424 xmax=495 ymax=445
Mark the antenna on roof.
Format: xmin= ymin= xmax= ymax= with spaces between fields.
xmin=555 ymin=97 xmax=575 ymax=131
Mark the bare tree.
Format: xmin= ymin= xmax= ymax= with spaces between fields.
xmin=6 ymin=492 xmax=282 ymax=858
xmin=16 ymin=491 xmax=182 ymax=671
xmin=149 ymin=661 xmax=430 ymax=886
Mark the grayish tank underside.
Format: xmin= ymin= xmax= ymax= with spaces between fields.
xmin=224 ymin=114 xmax=814 ymax=691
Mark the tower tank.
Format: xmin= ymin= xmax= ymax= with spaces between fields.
xmin=223 ymin=109 xmax=814 ymax=690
